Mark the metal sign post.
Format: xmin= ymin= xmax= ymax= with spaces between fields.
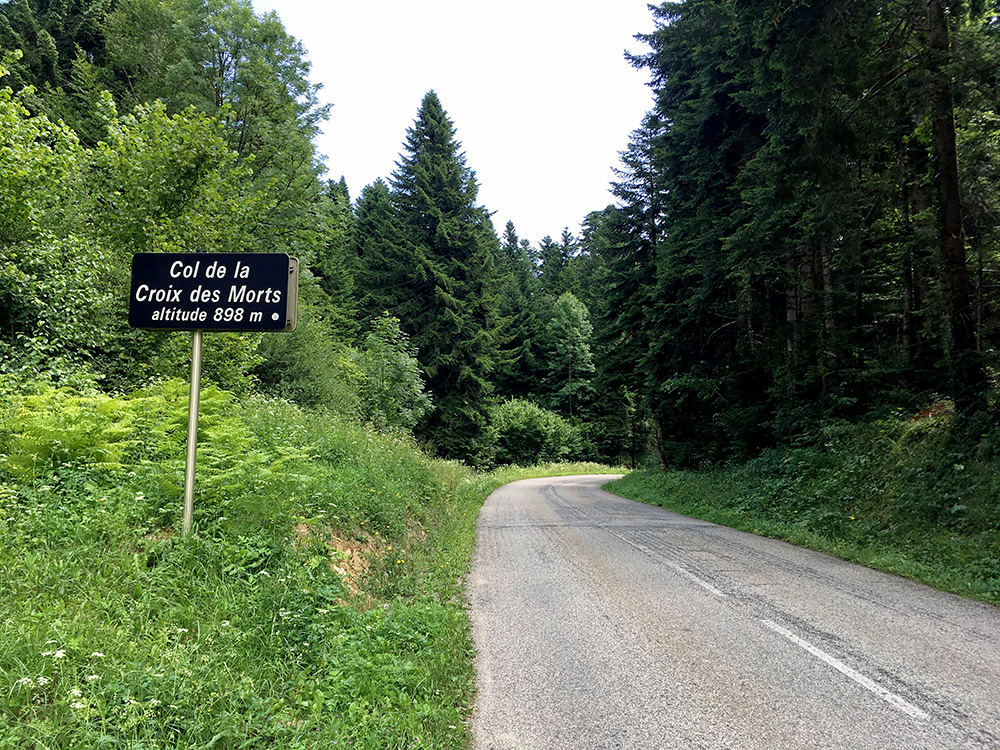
xmin=129 ymin=252 xmax=299 ymax=537
xmin=182 ymin=329 xmax=204 ymax=536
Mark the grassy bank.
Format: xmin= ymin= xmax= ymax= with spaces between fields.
xmin=0 ymin=376 xmax=613 ymax=748
xmin=607 ymin=408 xmax=1000 ymax=608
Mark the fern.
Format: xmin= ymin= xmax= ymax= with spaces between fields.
xmin=0 ymin=378 xmax=249 ymax=479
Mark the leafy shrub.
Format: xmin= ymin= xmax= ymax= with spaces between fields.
xmin=0 ymin=375 xmax=486 ymax=748
xmin=253 ymin=280 xmax=362 ymax=413
xmin=0 ymin=367 xmax=625 ymax=748
xmin=480 ymin=398 xmax=579 ymax=468
xmin=354 ymin=313 xmax=433 ymax=432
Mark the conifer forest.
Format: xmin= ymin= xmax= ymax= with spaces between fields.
xmin=4 ymin=1 xmax=1000 ymax=746
xmin=5 ymin=0 xmax=1000 ymax=469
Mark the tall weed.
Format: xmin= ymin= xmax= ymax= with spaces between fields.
xmin=0 ymin=376 xmax=620 ymax=747
xmin=0 ymin=378 xmax=471 ymax=747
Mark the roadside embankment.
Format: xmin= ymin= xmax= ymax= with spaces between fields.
xmin=0 ymin=375 xmax=615 ymax=748
xmin=609 ymin=411 xmax=1000 ymax=608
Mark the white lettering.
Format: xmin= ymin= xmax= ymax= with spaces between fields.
xmin=205 ymin=261 xmax=227 ymax=279
xmin=227 ymin=285 xmax=283 ymax=304
xmin=169 ymin=260 xmax=201 ymax=279
xmin=135 ymin=284 xmax=182 ymax=303
xmin=189 ymin=285 xmax=221 ymax=304
xmin=150 ymin=307 xmax=208 ymax=322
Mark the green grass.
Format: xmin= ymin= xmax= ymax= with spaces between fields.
xmin=0 ymin=376 xmax=618 ymax=748
xmin=607 ymin=411 xmax=1000 ymax=608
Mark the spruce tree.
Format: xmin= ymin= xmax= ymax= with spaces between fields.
xmin=353 ymin=178 xmax=408 ymax=322
xmin=0 ymin=0 xmax=115 ymax=143
xmin=539 ymin=292 xmax=596 ymax=417
xmin=606 ymin=0 xmax=1000 ymax=463
xmin=311 ymin=176 xmax=357 ymax=338
xmin=493 ymin=220 xmax=543 ymax=398
xmin=389 ymin=91 xmax=504 ymax=461
xmin=537 ymin=235 xmax=565 ymax=298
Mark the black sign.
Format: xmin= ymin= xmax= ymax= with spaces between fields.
xmin=129 ymin=253 xmax=298 ymax=332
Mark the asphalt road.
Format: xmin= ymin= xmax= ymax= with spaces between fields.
xmin=467 ymin=475 xmax=1000 ymax=749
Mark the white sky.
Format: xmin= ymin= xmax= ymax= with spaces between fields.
xmin=250 ymin=0 xmax=656 ymax=245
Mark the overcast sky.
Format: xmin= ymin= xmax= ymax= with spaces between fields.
xmin=250 ymin=0 xmax=657 ymax=245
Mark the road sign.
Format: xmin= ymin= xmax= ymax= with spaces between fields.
xmin=129 ymin=252 xmax=298 ymax=332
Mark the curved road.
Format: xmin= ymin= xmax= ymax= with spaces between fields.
xmin=468 ymin=475 xmax=1000 ymax=749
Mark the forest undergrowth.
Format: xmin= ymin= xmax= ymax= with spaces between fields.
xmin=0 ymin=374 xmax=613 ymax=749
xmin=609 ymin=404 xmax=1000 ymax=608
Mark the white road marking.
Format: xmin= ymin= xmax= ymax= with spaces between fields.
xmin=762 ymin=619 xmax=930 ymax=721
xmin=610 ymin=530 xmax=728 ymax=598
xmin=661 ymin=558 xmax=728 ymax=598
xmin=611 ymin=525 xmax=928 ymax=721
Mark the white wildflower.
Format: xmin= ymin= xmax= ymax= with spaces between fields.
xmin=52 ymin=650 xmax=66 ymax=659
xmin=69 ymin=688 xmax=83 ymax=698
xmin=90 ymin=652 xmax=105 ymax=658
xmin=71 ymin=701 xmax=86 ymax=710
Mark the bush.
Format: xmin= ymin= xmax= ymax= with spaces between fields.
xmin=253 ymin=282 xmax=361 ymax=414
xmin=0 ymin=376 xmax=481 ymax=748
xmin=354 ymin=313 xmax=433 ymax=432
xmin=480 ymin=399 xmax=578 ymax=468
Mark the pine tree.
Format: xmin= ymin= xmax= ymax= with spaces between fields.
xmin=0 ymin=0 xmax=116 ymax=143
xmin=493 ymin=221 xmax=543 ymax=398
xmin=606 ymin=0 xmax=1000 ymax=464
xmin=537 ymin=234 xmax=565 ymax=298
xmin=353 ymin=178 xmax=409 ymax=323
xmin=388 ymin=91 xmax=504 ymax=460
xmin=539 ymin=292 xmax=596 ymax=417
xmin=926 ymin=0 xmax=986 ymax=420
xmin=311 ymin=176 xmax=357 ymax=338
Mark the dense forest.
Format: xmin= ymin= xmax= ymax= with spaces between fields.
xmin=0 ymin=0 xmax=625 ymax=468
xmin=605 ymin=0 xmax=1000 ymax=467
xmin=3 ymin=1 xmax=1000 ymax=745
xmin=4 ymin=0 xmax=1000 ymax=468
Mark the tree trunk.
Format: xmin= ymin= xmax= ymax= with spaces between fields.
xmin=821 ymin=242 xmax=836 ymax=372
xmin=927 ymin=0 xmax=984 ymax=419
xmin=655 ymin=412 xmax=668 ymax=471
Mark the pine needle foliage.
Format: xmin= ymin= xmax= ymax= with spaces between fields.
xmin=385 ymin=91 xmax=505 ymax=461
